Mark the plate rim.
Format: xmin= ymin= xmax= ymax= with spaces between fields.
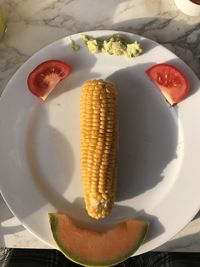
xmin=0 ymin=29 xmax=200 ymax=255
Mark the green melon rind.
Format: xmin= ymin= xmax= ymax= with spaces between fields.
xmin=49 ymin=213 xmax=149 ymax=267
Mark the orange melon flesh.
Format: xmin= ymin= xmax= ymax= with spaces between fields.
xmin=49 ymin=213 xmax=149 ymax=267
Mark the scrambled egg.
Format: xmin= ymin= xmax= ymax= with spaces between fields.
xmin=81 ymin=34 xmax=143 ymax=58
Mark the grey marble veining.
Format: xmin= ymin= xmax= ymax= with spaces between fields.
xmin=0 ymin=0 xmax=200 ymax=252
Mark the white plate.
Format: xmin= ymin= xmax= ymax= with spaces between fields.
xmin=0 ymin=30 xmax=200 ymax=255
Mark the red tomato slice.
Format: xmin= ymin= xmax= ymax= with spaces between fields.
xmin=27 ymin=60 xmax=71 ymax=100
xmin=146 ymin=63 xmax=190 ymax=105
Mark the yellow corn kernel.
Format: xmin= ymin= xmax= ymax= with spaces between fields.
xmin=80 ymin=79 xmax=118 ymax=219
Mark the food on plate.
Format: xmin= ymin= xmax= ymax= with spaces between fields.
xmin=80 ymin=79 xmax=118 ymax=219
xmin=146 ymin=63 xmax=190 ymax=106
xmin=81 ymin=34 xmax=101 ymax=54
xmin=69 ymin=37 xmax=81 ymax=52
xmin=49 ymin=213 xmax=149 ymax=267
xmin=81 ymin=34 xmax=143 ymax=58
xmin=27 ymin=60 xmax=71 ymax=100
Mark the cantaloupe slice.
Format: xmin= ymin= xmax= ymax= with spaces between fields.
xmin=49 ymin=213 xmax=149 ymax=267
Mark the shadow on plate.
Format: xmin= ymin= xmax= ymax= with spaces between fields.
xmin=25 ymin=103 xmax=165 ymax=244
xmin=25 ymin=104 xmax=165 ymax=244
xmin=106 ymin=63 xmax=179 ymax=201
xmin=25 ymin=63 xmax=174 ymax=246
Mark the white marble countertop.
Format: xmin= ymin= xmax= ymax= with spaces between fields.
xmin=0 ymin=0 xmax=200 ymax=252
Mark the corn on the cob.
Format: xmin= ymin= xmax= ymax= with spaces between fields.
xmin=80 ymin=79 xmax=118 ymax=219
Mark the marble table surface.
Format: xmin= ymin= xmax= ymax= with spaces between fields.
xmin=0 ymin=0 xmax=200 ymax=252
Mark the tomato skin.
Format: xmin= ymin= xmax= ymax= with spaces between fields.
xmin=27 ymin=60 xmax=72 ymax=100
xmin=146 ymin=63 xmax=190 ymax=105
